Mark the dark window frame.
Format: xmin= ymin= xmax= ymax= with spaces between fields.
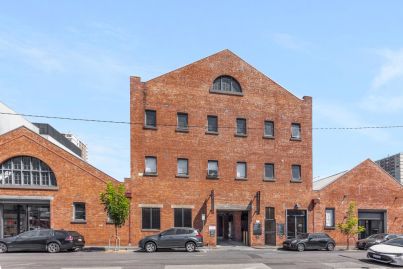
xmin=236 ymin=118 xmax=247 ymax=136
xmin=207 ymin=115 xmax=218 ymax=133
xmin=210 ymin=76 xmax=243 ymax=95
xmin=144 ymin=156 xmax=157 ymax=176
xmin=73 ymin=202 xmax=86 ymax=222
xmin=291 ymin=164 xmax=302 ymax=181
xmin=264 ymin=121 xmax=275 ymax=138
xmin=207 ymin=160 xmax=219 ymax=179
xmin=236 ymin=162 xmax=247 ymax=179
xmin=176 ymin=112 xmax=189 ymax=131
xmin=174 ymin=208 xmax=192 ymax=228
xmin=144 ymin=110 xmax=157 ymax=128
xmin=264 ymin=163 xmax=275 ymax=181
xmin=325 ymin=208 xmax=335 ymax=229
xmin=142 ymin=207 xmax=161 ymax=230
xmin=291 ymin=123 xmax=301 ymax=140
xmin=177 ymin=158 xmax=189 ymax=177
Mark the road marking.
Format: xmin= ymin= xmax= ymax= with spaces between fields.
xmin=165 ymin=264 xmax=271 ymax=269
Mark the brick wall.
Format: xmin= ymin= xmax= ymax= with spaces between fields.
xmin=128 ymin=50 xmax=313 ymax=246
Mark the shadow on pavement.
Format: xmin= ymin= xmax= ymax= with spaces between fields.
xmin=359 ymin=258 xmax=399 ymax=268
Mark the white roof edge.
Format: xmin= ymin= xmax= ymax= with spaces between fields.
xmin=313 ymin=170 xmax=349 ymax=191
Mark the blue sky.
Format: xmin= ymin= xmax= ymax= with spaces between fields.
xmin=1 ymin=1 xmax=403 ymax=181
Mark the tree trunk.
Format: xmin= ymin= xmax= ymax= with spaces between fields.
xmin=346 ymin=236 xmax=350 ymax=250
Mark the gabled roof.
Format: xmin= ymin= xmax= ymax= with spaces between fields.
xmin=313 ymin=159 xmax=403 ymax=191
xmin=144 ymin=49 xmax=306 ymax=102
xmin=313 ymin=170 xmax=348 ymax=190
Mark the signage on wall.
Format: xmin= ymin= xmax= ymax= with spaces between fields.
xmin=277 ymin=223 xmax=285 ymax=237
xmin=208 ymin=225 xmax=216 ymax=237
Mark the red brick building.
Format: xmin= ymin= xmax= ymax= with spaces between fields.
xmin=313 ymin=159 xmax=403 ymax=244
xmin=0 ymin=127 xmax=129 ymax=245
xmin=128 ymin=50 xmax=314 ymax=246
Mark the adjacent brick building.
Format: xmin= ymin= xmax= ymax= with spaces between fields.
xmin=128 ymin=49 xmax=313 ymax=246
xmin=0 ymin=127 xmax=129 ymax=245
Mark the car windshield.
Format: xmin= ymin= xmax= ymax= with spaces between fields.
xmin=296 ymin=233 xmax=309 ymax=239
xmin=367 ymin=234 xmax=385 ymax=240
xmin=384 ymin=238 xmax=403 ymax=247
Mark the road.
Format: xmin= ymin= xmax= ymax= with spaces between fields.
xmin=0 ymin=248 xmax=397 ymax=269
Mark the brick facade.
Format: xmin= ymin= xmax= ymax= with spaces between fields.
xmin=128 ymin=50 xmax=313 ymax=246
xmin=0 ymin=127 xmax=129 ymax=245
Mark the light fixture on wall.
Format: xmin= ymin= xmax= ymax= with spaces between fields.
xmin=294 ymin=203 xmax=300 ymax=210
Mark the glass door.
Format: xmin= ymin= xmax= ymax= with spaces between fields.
xmin=264 ymin=207 xmax=276 ymax=245
xmin=286 ymin=209 xmax=307 ymax=238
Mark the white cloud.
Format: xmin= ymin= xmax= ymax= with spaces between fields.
xmin=272 ymin=33 xmax=311 ymax=51
xmin=372 ymin=48 xmax=403 ymax=89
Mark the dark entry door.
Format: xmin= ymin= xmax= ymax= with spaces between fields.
xmin=286 ymin=209 xmax=307 ymax=238
xmin=264 ymin=207 xmax=276 ymax=245
xmin=358 ymin=211 xmax=385 ymax=239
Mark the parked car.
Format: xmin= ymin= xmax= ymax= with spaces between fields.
xmin=0 ymin=229 xmax=85 ymax=253
xmin=357 ymin=233 xmax=401 ymax=250
xmin=282 ymin=233 xmax=335 ymax=252
xmin=139 ymin=227 xmax=203 ymax=252
xmin=367 ymin=237 xmax=403 ymax=266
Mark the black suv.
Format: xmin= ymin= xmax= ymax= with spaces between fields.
xmin=283 ymin=233 xmax=336 ymax=251
xmin=0 ymin=229 xmax=85 ymax=253
xmin=139 ymin=227 xmax=204 ymax=252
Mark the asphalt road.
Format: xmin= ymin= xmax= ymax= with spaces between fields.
xmin=0 ymin=248 xmax=397 ymax=269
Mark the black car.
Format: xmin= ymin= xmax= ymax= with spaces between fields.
xmin=139 ymin=227 xmax=204 ymax=252
xmin=0 ymin=229 xmax=85 ymax=253
xmin=356 ymin=233 xmax=401 ymax=250
xmin=283 ymin=233 xmax=335 ymax=252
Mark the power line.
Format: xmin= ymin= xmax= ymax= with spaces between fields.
xmin=1 ymin=111 xmax=403 ymax=131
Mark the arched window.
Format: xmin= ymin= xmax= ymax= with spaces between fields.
xmin=0 ymin=156 xmax=57 ymax=187
xmin=212 ymin=76 xmax=242 ymax=93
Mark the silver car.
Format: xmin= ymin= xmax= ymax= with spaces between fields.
xmin=367 ymin=237 xmax=403 ymax=266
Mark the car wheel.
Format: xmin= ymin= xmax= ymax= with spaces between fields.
xmin=297 ymin=243 xmax=305 ymax=252
xmin=47 ymin=242 xmax=60 ymax=253
xmin=144 ymin=242 xmax=157 ymax=253
xmin=326 ymin=243 xmax=335 ymax=251
xmin=0 ymin=242 xmax=7 ymax=253
xmin=186 ymin=242 xmax=196 ymax=252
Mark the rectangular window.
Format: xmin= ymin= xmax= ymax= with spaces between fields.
xmin=32 ymin=172 xmax=40 ymax=185
xmin=264 ymin=163 xmax=275 ymax=180
xmin=207 ymin=160 xmax=218 ymax=178
xmin=291 ymin=123 xmax=301 ymax=139
xmin=41 ymin=172 xmax=49 ymax=185
xmin=236 ymin=162 xmax=247 ymax=179
xmin=144 ymin=110 xmax=157 ymax=128
xmin=3 ymin=170 xmax=12 ymax=184
xmin=325 ymin=208 xmax=335 ymax=228
xmin=13 ymin=171 xmax=22 ymax=185
xmin=264 ymin=121 xmax=274 ymax=137
xmin=177 ymin=158 xmax=189 ymax=176
xmin=142 ymin=208 xmax=160 ymax=230
xmin=291 ymin=165 xmax=301 ymax=181
xmin=265 ymin=207 xmax=275 ymax=220
xmin=207 ymin=115 xmax=218 ymax=132
xmin=73 ymin=203 xmax=86 ymax=221
xmin=174 ymin=208 xmax=192 ymax=227
xmin=236 ymin=118 xmax=247 ymax=135
xmin=12 ymin=157 xmax=22 ymax=170
xmin=177 ymin=113 xmax=188 ymax=130
xmin=22 ymin=157 xmax=31 ymax=170
xmin=145 ymin=156 xmax=157 ymax=175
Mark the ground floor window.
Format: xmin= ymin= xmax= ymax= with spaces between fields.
xmin=358 ymin=210 xmax=386 ymax=239
xmin=73 ymin=202 xmax=86 ymax=222
xmin=286 ymin=209 xmax=307 ymax=238
xmin=174 ymin=208 xmax=192 ymax=227
xmin=142 ymin=208 xmax=160 ymax=230
xmin=325 ymin=208 xmax=335 ymax=228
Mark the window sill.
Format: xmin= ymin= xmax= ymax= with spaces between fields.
xmin=263 ymin=178 xmax=276 ymax=182
xmin=206 ymin=175 xmax=219 ymax=180
xmin=176 ymin=175 xmax=189 ymax=179
xmin=141 ymin=229 xmax=160 ymax=232
xmin=143 ymin=126 xmax=158 ymax=130
xmin=290 ymin=179 xmax=303 ymax=183
xmin=209 ymin=90 xmax=244 ymax=96
xmin=324 ymin=226 xmax=336 ymax=230
xmin=234 ymin=133 xmax=247 ymax=138
xmin=290 ymin=137 xmax=301 ymax=141
xmin=0 ymin=185 xmax=59 ymax=190
xmin=205 ymin=131 xmax=219 ymax=135
xmin=106 ymin=221 xmax=115 ymax=225
xmin=143 ymin=173 xmax=158 ymax=177
xmin=263 ymin=135 xmax=275 ymax=140
xmin=175 ymin=128 xmax=189 ymax=133
xmin=71 ymin=220 xmax=87 ymax=224
xmin=235 ymin=177 xmax=248 ymax=181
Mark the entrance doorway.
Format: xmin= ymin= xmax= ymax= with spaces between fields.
xmin=265 ymin=207 xmax=276 ymax=245
xmin=216 ymin=210 xmax=249 ymax=245
xmin=286 ymin=209 xmax=307 ymax=238
xmin=358 ymin=210 xmax=386 ymax=239
xmin=0 ymin=203 xmax=50 ymax=238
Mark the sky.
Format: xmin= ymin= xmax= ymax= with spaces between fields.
xmin=1 ymin=1 xmax=403 ymax=181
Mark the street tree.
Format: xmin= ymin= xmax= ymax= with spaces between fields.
xmin=337 ymin=201 xmax=365 ymax=249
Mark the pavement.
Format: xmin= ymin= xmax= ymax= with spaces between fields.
xmin=1 ymin=246 xmax=398 ymax=269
